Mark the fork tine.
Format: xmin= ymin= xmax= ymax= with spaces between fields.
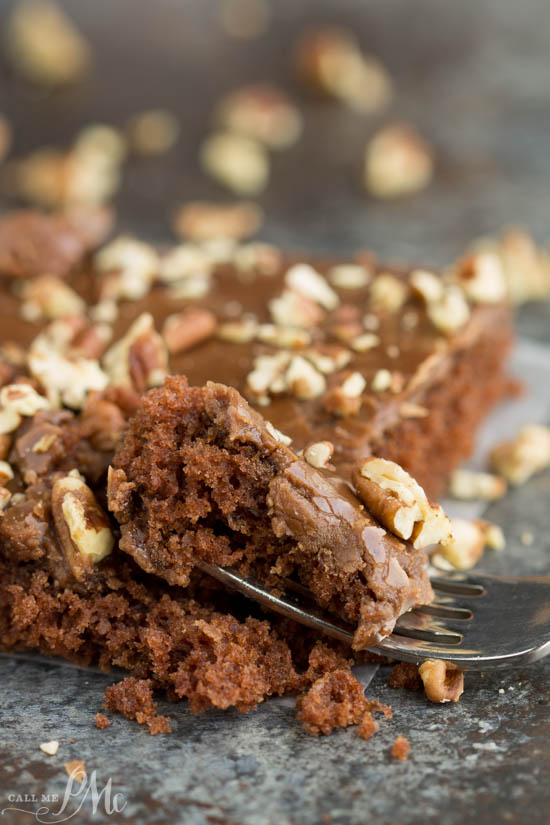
xmin=412 ymin=604 xmax=473 ymax=620
xmin=430 ymin=576 xmax=487 ymax=597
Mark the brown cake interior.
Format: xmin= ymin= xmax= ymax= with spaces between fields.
xmin=109 ymin=377 xmax=433 ymax=649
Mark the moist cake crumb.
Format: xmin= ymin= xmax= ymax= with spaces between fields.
xmin=95 ymin=712 xmax=111 ymax=730
xmin=388 ymin=662 xmax=423 ymax=691
xmin=357 ymin=712 xmax=379 ymax=740
xmin=391 ymin=735 xmax=411 ymax=761
xmin=104 ymin=678 xmax=172 ymax=735
xmin=296 ymin=669 xmax=370 ymax=736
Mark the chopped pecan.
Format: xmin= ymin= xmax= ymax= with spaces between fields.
xmin=103 ymin=313 xmax=168 ymax=393
xmin=489 ymin=424 xmax=550 ymax=485
xmin=162 ymin=309 xmax=217 ymax=355
xmin=200 ymin=131 xmax=270 ymax=195
xmin=52 ymin=474 xmax=114 ymax=582
xmin=353 ymin=457 xmax=451 ymax=548
xmin=419 ymin=659 xmax=464 ymax=703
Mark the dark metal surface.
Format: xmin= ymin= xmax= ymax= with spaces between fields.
xmin=0 ymin=1 xmax=549 ymax=823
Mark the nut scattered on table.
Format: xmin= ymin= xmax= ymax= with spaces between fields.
xmin=419 ymin=659 xmax=464 ymax=703
xmin=364 ymin=124 xmax=434 ymax=199
xmin=353 ymin=457 xmax=451 ymax=549
xmin=6 ymin=0 xmax=91 ymax=85
xmin=436 ymin=518 xmax=490 ymax=570
xmin=490 ymin=425 xmax=550 ymax=485
xmin=40 ymin=740 xmax=60 ymax=756
xmin=295 ymin=27 xmax=393 ymax=113
xmin=215 ymin=84 xmax=303 ymax=150
xmin=126 ymin=109 xmax=180 ymax=156
xmin=448 ymin=469 xmax=507 ymax=501
xmin=172 ymin=201 xmax=263 ymax=242
xmin=200 ymin=131 xmax=270 ymax=195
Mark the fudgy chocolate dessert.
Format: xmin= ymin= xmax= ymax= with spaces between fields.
xmin=108 ymin=377 xmax=433 ymax=649
xmin=0 ymin=208 xmax=515 ymax=735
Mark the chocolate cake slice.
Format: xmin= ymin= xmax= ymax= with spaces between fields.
xmin=108 ymin=376 xmax=433 ymax=649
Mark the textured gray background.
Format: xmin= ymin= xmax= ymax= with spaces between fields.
xmin=0 ymin=1 xmax=549 ymax=823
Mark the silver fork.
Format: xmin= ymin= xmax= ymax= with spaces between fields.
xmin=198 ymin=562 xmax=550 ymax=670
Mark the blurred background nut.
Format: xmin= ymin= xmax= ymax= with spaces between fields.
xmin=295 ymin=26 xmax=392 ymax=114
xmin=303 ymin=440 xmax=333 ymax=469
xmin=0 ymin=115 xmax=12 ymax=164
xmin=454 ymin=251 xmax=507 ymax=304
xmin=103 ymin=312 xmax=168 ymax=392
xmin=20 ymin=275 xmax=86 ymax=321
xmin=436 ymin=517 xmax=496 ymax=570
xmin=215 ymin=84 xmax=303 ymax=150
xmin=448 ymin=469 xmax=507 ymax=501
xmin=364 ymin=124 xmax=434 ymax=199
xmin=5 ymin=0 xmax=91 ymax=86
xmin=172 ymin=201 xmax=263 ymax=242
xmin=489 ymin=424 xmax=550 ymax=485
xmin=418 ymin=659 xmax=464 ymax=703
xmin=0 ymin=382 xmax=49 ymax=416
xmin=199 ymin=131 xmax=270 ymax=195
xmin=162 ymin=308 xmax=217 ymax=355
xmin=126 ymin=109 xmax=180 ymax=156
xmin=52 ymin=475 xmax=114 ymax=582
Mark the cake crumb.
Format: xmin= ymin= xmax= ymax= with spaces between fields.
xmin=104 ymin=678 xmax=172 ymax=735
xmin=388 ymin=661 xmax=422 ymax=691
xmin=390 ymin=735 xmax=411 ymax=761
xmin=296 ymin=669 xmax=369 ymax=736
xmin=95 ymin=712 xmax=111 ymax=730
xmin=357 ymin=711 xmax=379 ymax=740
xmin=40 ymin=740 xmax=59 ymax=756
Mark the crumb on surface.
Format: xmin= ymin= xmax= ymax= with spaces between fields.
xmin=390 ymin=734 xmax=410 ymax=761
xmin=40 ymin=740 xmax=59 ymax=756
xmin=64 ymin=760 xmax=86 ymax=782
xmin=388 ymin=661 xmax=422 ymax=691
xmin=357 ymin=711 xmax=379 ymax=740
xmin=296 ymin=668 xmax=369 ymax=736
xmin=104 ymin=677 xmax=172 ymax=735
xmin=95 ymin=712 xmax=111 ymax=730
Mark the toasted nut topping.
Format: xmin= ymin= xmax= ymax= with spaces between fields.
xmin=304 ymin=345 xmax=352 ymax=375
xmin=257 ymin=324 xmax=311 ymax=349
xmin=285 ymin=263 xmax=339 ymax=310
xmin=200 ymin=131 xmax=270 ymax=195
xmin=0 ymin=487 xmax=12 ymax=509
xmin=304 ymin=440 xmax=334 ymax=469
xmin=95 ymin=236 xmax=158 ymax=301
xmin=426 ymin=285 xmax=471 ymax=335
xmin=64 ymin=760 xmax=86 ymax=782
xmin=286 ymin=355 xmax=326 ymax=400
xmin=295 ymin=27 xmax=392 ymax=113
xmin=419 ymin=660 xmax=464 ymax=703
xmin=364 ymin=124 xmax=434 ymax=199
xmin=215 ymin=84 xmax=302 ymax=149
xmin=31 ymin=432 xmax=58 ymax=453
xmin=449 ymin=469 xmax=507 ymax=501
xmin=0 ymin=384 xmax=50 ymax=416
xmin=410 ymin=269 xmax=444 ymax=303
xmin=494 ymin=228 xmax=550 ymax=305
xmin=162 ymin=309 xmax=217 ymax=355
xmin=490 ymin=424 xmax=550 ymax=485
xmin=40 ymin=740 xmax=60 ymax=756
xmin=362 ymin=313 xmax=380 ymax=331
xmin=168 ymin=277 xmax=211 ymax=301
xmin=233 ymin=242 xmax=282 ymax=276
xmin=341 ymin=372 xmax=366 ymax=398
xmin=0 ymin=434 xmax=11 ymax=460
xmin=401 ymin=309 xmax=419 ymax=330
xmin=103 ymin=313 xmax=168 ymax=393
xmin=353 ymin=457 xmax=451 ymax=548
xmin=455 ymin=251 xmax=507 ymax=304
xmin=158 ymin=244 xmax=212 ymax=284
xmin=6 ymin=0 xmax=90 ymax=86
xmin=350 ymin=333 xmax=380 ymax=352
xmin=399 ymin=402 xmax=429 ymax=419
xmin=0 ymin=461 xmax=14 ymax=485
xmin=126 ymin=109 xmax=180 ymax=156
xmin=437 ymin=518 xmax=487 ymax=570
xmin=20 ymin=275 xmax=85 ymax=321
xmin=246 ymin=352 xmax=291 ymax=403
xmin=328 ymin=264 xmax=371 ymax=290
xmin=217 ymin=318 xmax=258 ymax=343
xmin=0 ymin=407 xmax=22 ymax=434
xmin=172 ymin=200 xmax=263 ymax=242
xmin=371 ymin=368 xmax=392 ymax=392
xmin=28 ymin=326 xmax=108 ymax=409
xmin=52 ymin=475 xmax=114 ymax=581
xmin=369 ymin=273 xmax=408 ymax=313
xmin=265 ymin=421 xmax=292 ymax=446
xmin=89 ymin=299 xmax=118 ymax=324
xmin=269 ymin=289 xmax=324 ymax=329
